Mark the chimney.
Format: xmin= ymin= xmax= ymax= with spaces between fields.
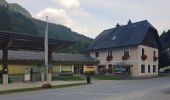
xmin=128 ymin=20 xmax=132 ymax=25
xmin=116 ymin=23 xmax=120 ymax=27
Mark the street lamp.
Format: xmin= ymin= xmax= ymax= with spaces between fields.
xmin=45 ymin=16 xmax=49 ymax=82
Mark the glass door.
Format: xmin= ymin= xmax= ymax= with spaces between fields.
xmin=74 ymin=64 xmax=84 ymax=75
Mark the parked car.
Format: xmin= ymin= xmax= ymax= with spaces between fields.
xmin=159 ymin=67 xmax=170 ymax=74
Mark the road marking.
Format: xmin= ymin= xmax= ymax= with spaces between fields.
xmin=80 ymin=92 xmax=113 ymax=96
xmin=57 ymin=91 xmax=86 ymax=96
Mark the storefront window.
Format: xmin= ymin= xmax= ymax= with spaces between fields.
xmin=114 ymin=65 xmax=131 ymax=74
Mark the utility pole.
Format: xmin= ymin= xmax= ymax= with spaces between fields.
xmin=45 ymin=16 xmax=49 ymax=82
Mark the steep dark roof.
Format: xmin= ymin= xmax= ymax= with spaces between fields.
xmin=0 ymin=50 xmax=99 ymax=63
xmin=87 ymin=20 xmax=159 ymax=51
xmin=0 ymin=30 xmax=75 ymax=51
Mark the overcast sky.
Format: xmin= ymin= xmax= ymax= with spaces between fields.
xmin=6 ymin=0 xmax=170 ymax=38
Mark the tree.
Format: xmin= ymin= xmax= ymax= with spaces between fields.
xmin=159 ymin=49 xmax=170 ymax=68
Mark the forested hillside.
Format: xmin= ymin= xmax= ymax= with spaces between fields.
xmin=160 ymin=30 xmax=170 ymax=49
xmin=0 ymin=4 xmax=93 ymax=53
xmin=0 ymin=6 xmax=38 ymax=35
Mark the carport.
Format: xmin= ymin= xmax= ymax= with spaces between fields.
xmin=0 ymin=31 xmax=74 ymax=84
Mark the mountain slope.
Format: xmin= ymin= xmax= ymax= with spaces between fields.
xmin=33 ymin=19 xmax=92 ymax=42
xmin=0 ymin=0 xmax=31 ymax=17
xmin=8 ymin=3 xmax=32 ymax=18
xmin=32 ymin=19 xmax=93 ymax=53
xmin=0 ymin=3 xmax=93 ymax=53
xmin=0 ymin=6 xmax=38 ymax=35
xmin=0 ymin=0 xmax=7 ymax=6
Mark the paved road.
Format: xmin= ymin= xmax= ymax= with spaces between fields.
xmin=0 ymin=77 xmax=170 ymax=100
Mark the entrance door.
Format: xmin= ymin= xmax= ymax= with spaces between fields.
xmin=0 ymin=70 xmax=2 ymax=83
xmin=108 ymin=64 xmax=113 ymax=73
xmin=98 ymin=65 xmax=106 ymax=74
xmin=74 ymin=65 xmax=84 ymax=75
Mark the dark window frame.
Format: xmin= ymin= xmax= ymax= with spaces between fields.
xmin=154 ymin=51 xmax=156 ymax=57
xmin=148 ymin=65 xmax=151 ymax=73
xmin=141 ymin=64 xmax=145 ymax=73
xmin=124 ymin=48 xmax=130 ymax=56
xmin=142 ymin=48 xmax=145 ymax=55
xmin=95 ymin=52 xmax=99 ymax=58
xmin=153 ymin=65 xmax=156 ymax=73
xmin=108 ymin=50 xmax=112 ymax=56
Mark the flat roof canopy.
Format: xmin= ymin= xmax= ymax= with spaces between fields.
xmin=0 ymin=31 xmax=75 ymax=52
xmin=0 ymin=31 xmax=75 ymax=82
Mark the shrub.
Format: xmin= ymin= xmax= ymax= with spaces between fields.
xmin=122 ymin=55 xmax=130 ymax=60
xmin=153 ymin=56 xmax=158 ymax=61
xmin=106 ymin=68 xmax=112 ymax=73
xmin=84 ymin=71 xmax=95 ymax=76
xmin=42 ymin=84 xmax=53 ymax=88
xmin=141 ymin=54 xmax=147 ymax=61
xmin=106 ymin=56 xmax=113 ymax=61
xmin=52 ymin=76 xmax=84 ymax=81
xmin=59 ymin=71 xmax=73 ymax=76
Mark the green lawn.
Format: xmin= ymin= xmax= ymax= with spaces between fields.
xmin=158 ymin=73 xmax=170 ymax=77
xmin=52 ymin=76 xmax=85 ymax=81
xmin=93 ymin=75 xmax=121 ymax=80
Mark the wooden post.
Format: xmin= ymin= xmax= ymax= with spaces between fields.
xmin=2 ymin=37 xmax=12 ymax=84
xmin=2 ymin=46 xmax=8 ymax=84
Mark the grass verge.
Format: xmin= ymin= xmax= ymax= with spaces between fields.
xmin=93 ymin=75 xmax=121 ymax=80
xmin=158 ymin=73 xmax=170 ymax=77
xmin=0 ymin=83 xmax=86 ymax=95
xmin=52 ymin=76 xmax=85 ymax=81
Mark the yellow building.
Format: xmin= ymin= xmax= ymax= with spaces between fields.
xmin=0 ymin=51 xmax=99 ymax=82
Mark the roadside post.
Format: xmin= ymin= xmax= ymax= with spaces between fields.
xmin=84 ymin=71 xmax=95 ymax=84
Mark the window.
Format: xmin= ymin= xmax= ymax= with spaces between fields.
xmin=98 ymin=65 xmax=106 ymax=74
xmin=124 ymin=48 xmax=130 ymax=55
xmin=148 ymin=65 xmax=150 ymax=73
xmin=108 ymin=50 xmax=112 ymax=56
xmin=114 ymin=65 xmax=131 ymax=74
xmin=95 ymin=52 xmax=99 ymax=58
xmin=153 ymin=65 xmax=156 ymax=73
xmin=141 ymin=64 xmax=145 ymax=73
xmin=153 ymin=51 xmax=156 ymax=57
xmin=142 ymin=48 xmax=145 ymax=55
xmin=61 ymin=64 xmax=72 ymax=72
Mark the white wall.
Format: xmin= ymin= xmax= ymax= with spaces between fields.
xmin=89 ymin=45 xmax=159 ymax=76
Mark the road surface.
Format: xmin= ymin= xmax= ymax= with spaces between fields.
xmin=0 ymin=77 xmax=170 ymax=100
